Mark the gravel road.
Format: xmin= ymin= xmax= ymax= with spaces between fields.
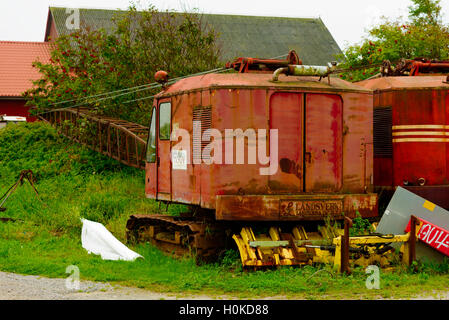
xmin=0 ymin=271 xmax=224 ymax=300
xmin=1 ymin=271 xmax=448 ymax=300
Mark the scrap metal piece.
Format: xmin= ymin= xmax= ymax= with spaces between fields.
xmin=226 ymin=50 xmax=301 ymax=73
xmin=0 ymin=169 xmax=42 ymax=212
xmin=405 ymin=215 xmax=449 ymax=258
xmin=332 ymin=224 xmax=413 ymax=272
xmin=377 ymin=187 xmax=449 ymax=262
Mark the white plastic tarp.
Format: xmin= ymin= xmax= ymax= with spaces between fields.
xmin=81 ymin=218 xmax=143 ymax=261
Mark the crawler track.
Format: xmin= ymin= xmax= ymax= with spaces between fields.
xmin=126 ymin=214 xmax=229 ymax=263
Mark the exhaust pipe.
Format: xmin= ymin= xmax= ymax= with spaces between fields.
xmin=272 ymin=62 xmax=337 ymax=82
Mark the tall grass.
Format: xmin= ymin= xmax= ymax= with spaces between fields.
xmin=0 ymin=122 xmax=182 ymax=237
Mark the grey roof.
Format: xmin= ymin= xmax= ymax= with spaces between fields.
xmin=47 ymin=7 xmax=342 ymax=65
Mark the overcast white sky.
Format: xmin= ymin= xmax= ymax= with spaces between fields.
xmin=1 ymin=0 xmax=449 ymax=49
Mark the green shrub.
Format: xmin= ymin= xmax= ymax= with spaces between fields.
xmin=350 ymin=212 xmax=374 ymax=236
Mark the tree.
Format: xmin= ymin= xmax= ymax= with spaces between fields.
xmin=337 ymin=0 xmax=449 ymax=82
xmin=25 ymin=5 xmax=221 ymax=125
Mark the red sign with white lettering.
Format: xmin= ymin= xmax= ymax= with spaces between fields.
xmin=405 ymin=217 xmax=449 ymax=257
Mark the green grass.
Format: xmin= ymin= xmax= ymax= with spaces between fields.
xmin=1 ymin=122 xmax=449 ymax=299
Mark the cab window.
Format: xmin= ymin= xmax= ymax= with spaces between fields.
xmin=159 ymin=102 xmax=171 ymax=140
xmin=146 ymin=107 xmax=156 ymax=163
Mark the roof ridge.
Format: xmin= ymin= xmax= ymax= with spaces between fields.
xmin=49 ymin=6 xmax=319 ymax=20
xmin=0 ymin=41 xmax=52 ymax=45
xmin=50 ymin=6 xmax=125 ymax=12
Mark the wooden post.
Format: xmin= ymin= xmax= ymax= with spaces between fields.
xmin=341 ymin=216 xmax=353 ymax=274
xmin=117 ymin=128 xmax=120 ymax=161
xmin=126 ymin=135 xmax=130 ymax=165
xmin=135 ymin=137 xmax=140 ymax=168
xmin=76 ymin=108 xmax=79 ymax=142
xmin=409 ymin=215 xmax=418 ymax=266
xmin=107 ymin=123 xmax=111 ymax=157
xmin=99 ymin=122 xmax=102 ymax=154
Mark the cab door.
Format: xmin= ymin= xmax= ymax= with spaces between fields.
xmin=157 ymin=100 xmax=172 ymax=200
xmin=269 ymin=92 xmax=304 ymax=193
xmin=304 ymin=94 xmax=342 ymax=192
xmin=145 ymin=106 xmax=157 ymax=199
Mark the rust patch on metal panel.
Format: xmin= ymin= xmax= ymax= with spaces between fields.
xmin=189 ymin=174 xmax=196 ymax=189
xmin=280 ymin=199 xmax=344 ymax=218
xmin=216 ymin=194 xmax=378 ymax=221
xmin=344 ymin=194 xmax=378 ymax=218
xmin=216 ymin=195 xmax=280 ymax=221
xmin=279 ymin=158 xmax=303 ymax=179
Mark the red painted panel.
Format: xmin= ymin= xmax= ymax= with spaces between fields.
xmin=340 ymin=92 xmax=373 ymax=193
xmin=394 ymin=142 xmax=446 ymax=186
xmin=47 ymin=18 xmax=58 ymax=42
xmin=370 ymin=87 xmax=449 ymax=188
xmin=157 ymin=141 xmax=171 ymax=197
xmin=209 ymin=89 xmax=269 ymax=205
xmin=145 ymin=162 xmax=157 ymax=198
xmin=374 ymin=157 xmax=393 ymax=186
xmin=392 ymin=90 xmax=447 ymax=186
xmin=0 ymin=100 xmax=36 ymax=121
xmin=305 ymin=94 xmax=342 ymax=192
xmin=269 ymin=92 xmax=303 ymax=193
xmin=405 ymin=217 xmax=449 ymax=257
xmin=446 ymin=93 xmax=449 ymax=184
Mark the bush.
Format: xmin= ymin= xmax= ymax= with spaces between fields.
xmin=350 ymin=212 xmax=374 ymax=236
xmin=337 ymin=0 xmax=449 ymax=81
xmin=25 ymin=5 xmax=222 ymax=125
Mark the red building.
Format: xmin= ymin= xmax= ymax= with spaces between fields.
xmin=0 ymin=41 xmax=52 ymax=121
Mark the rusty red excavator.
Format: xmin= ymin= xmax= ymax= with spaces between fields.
xmin=40 ymin=52 xmax=449 ymax=270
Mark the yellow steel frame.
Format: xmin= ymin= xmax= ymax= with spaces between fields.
xmin=232 ymin=226 xmax=322 ymax=267
xmin=331 ymin=234 xmax=411 ymax=270
xmin=233 ymin=226 xmax=416 ymax=269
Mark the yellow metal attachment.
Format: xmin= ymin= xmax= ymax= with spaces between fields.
xmin=233 ymin=225 xmax=415 ymax=270
xmin=232 ymin=226 xmax=329 ymax=267
xmin=332 ymin=233 xmax=411 ymax=270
